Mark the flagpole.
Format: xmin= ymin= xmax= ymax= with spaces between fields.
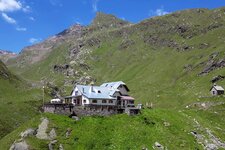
xmin=43 ymin=86 xmax=45 ymax=112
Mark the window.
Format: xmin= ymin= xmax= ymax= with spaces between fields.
xmin=92 ymin=100 xmax=97 ymax=103
xmin=129 ymin=101 xmax=134 ymax=104
xmin=98 ymin=90 xmax=101 ymax=93
xmin=102 ymin=100 xmax=107 ymax=103
xmin=83 ymin=99 xmax=86 ymax=103
xmin=109 ymin=100 xmax=113 ymax=103
xmin=75 ymin=91 xmax=78 ymax=96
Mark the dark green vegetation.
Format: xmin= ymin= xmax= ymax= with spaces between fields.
xmin=0 ymin=60 xmax=42 ymax=139
xmin=0 ymin=7 xmax=225 ymax=149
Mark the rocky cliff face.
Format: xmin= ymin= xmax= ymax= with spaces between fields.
xmin=8 ymin=24 xmax=85 ymax=66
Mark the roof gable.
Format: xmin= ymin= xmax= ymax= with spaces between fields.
xmin=100 ymin=81 xmax=130 ymax=91
xmin=210 ymin=85 xmax=224 ymax=91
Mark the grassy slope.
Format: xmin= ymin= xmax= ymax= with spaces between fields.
xmin=0 ymin=61 xmax=42 ymax=139
xmin=0 ymin=110 xmax=202 ymax=150
xmin=87 ymin=8 xmax=225 ymax=107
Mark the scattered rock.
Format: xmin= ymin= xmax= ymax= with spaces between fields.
xmin=36 ymin=118 xmax=49 ymax=140
xmin=189 ymin=101 xmax=225 ymax=110
xmin=153 ymin=142 xmax=164 ymax=150
xmin=119 ymin=39 xmax=135 ymax=49
xmin=163 ymin=122 xmax=170 ymax=127
xmin=198 ymin=43 xmax=210 ymax=49
xmin=72 ymin=116 xmax=80 ymax=121
xmin=10 ymin=140 xmax=29 ymax=150
xmin=76 ymin=76 xmax=95 ymax=85
xmin=184 ymin=64 xmax=193 ymax=71
xmin=191 ymin=118 xmax=225 ymax=150
xmin=66 ymin=128 xmax=72 ymax=138
xmin=85 ymin=37 xmax=101 ymax=47
xmin=66 ymin=68 xmax=75 ymax=76
xmin=46 ymin=82 xmax=63 ymax=98
xmin=59 ymin=144 xmax=64 ymax=150
xmin=211 ymin=75 xmax=225 ymax=83
xmin=49 ymin=128 xmax=57 ymax=140
xmin=53 ymin=64 xmax=70 ymax=73
xmin=20 ymin=128 xmax=35 ymax=138
xmin=48 ymin=140 xmax=58 ymax=150
xmin=205 ymin=143 xmax=218 ymax=150
xmin=79 ymin=63 xmax=90 ymax=70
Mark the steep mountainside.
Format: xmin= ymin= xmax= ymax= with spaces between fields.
xmin=0 ymin=60 xmax=41 ymax=139
xmin=5 ymin=7 xmax=225 ymax=106
xmin=1 ymin=7 xmax=225 ymax=149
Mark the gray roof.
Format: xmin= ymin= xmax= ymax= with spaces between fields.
xmin=76 ymin=85 xmax=117 ymax=99
xmin=101 ymin=81 xmax=125 ymax=89
xmin=212 ymin=85 xmax=224 ymax=91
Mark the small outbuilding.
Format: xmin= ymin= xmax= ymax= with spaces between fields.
xmin=210 ymin=84 xmax=224 ymax=96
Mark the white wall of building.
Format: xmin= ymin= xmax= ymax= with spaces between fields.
xmin=87 ymin=99 xmax=116 ymax=106
xmin=72 ymin=87 xmax=81 ymax=96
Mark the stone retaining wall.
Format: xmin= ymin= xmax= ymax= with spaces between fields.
xmin=44 ymin=104 xmax=118 ymax=116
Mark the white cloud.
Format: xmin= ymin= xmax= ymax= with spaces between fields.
xmin=149 ymin=7 xmax=169 ymax=17
xmin=22 ymin=5 xmax=31 ymax=13
xmin=1 ymin=12 xmax=16 ymax=24
xmin=155 ymin=8 xmax=169 ymax=16
xmin=29 ymin=38 xmax=41 ymax=44
xmin=16 ymin=27 xmax=27 ymax=31
xmin=0 ymin=0 xmax=22 ymax=12
xmin=29 ymin=16 xmax=35 ymax=21
xmin=92 ymin=0 xmax=99 ymax=12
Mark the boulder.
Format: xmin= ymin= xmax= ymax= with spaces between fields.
xmin=66 ymin=128 xmax=72 ymax=138
xmin=49 ymin=128 xmax=57 ymax=140
xmin=36 ymin=118 xmax=49 ymax=140
xmin=205 ymin=144 xmax=218 ymax=150
xmin=48 ymin=140 xmax=58 ymax=150
xmin=20 ymin=128 xmax=35 ymax=138
xmin=72 ymin=116 xmax=80 ymax=121
xmin=59 ymin=144 xmax=64 ymax=150
xmin=10 ymin=141 xmax=29 ymax=150
xmin=154 ymin=142 xmax=164 ymax=150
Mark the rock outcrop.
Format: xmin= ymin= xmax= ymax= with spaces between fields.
xmin=36 ymin=118 xmax=49 ymax=140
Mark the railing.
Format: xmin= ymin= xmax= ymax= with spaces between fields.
xmin=44 ymin=103 xmax=74 ymax=107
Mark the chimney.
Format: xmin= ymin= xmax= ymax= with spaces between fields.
xmin=91 ymin=83 xmax=94 ymax=92
xmin=82 ymin=87 xmax=85 ymax=93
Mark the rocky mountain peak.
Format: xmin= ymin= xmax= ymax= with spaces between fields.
xmin=56 ymin=24 xmax=84 ymax=37
xmin=0 ymin=49 xmax=17 ymax=55
xmin=91 ymin=12 xmax=130 ymax=29
xmin=0 ymin=50 xmax=17 ymax=63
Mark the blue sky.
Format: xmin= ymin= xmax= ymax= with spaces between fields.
xmin=0 ymin=0 xmax=225 ymax=53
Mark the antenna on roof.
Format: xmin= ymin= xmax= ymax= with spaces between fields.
xmin=90 ymin=81 xmax=94 ymax=92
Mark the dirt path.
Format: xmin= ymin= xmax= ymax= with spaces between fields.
xmin=191 ymin=118 xmax=225 ymax=150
